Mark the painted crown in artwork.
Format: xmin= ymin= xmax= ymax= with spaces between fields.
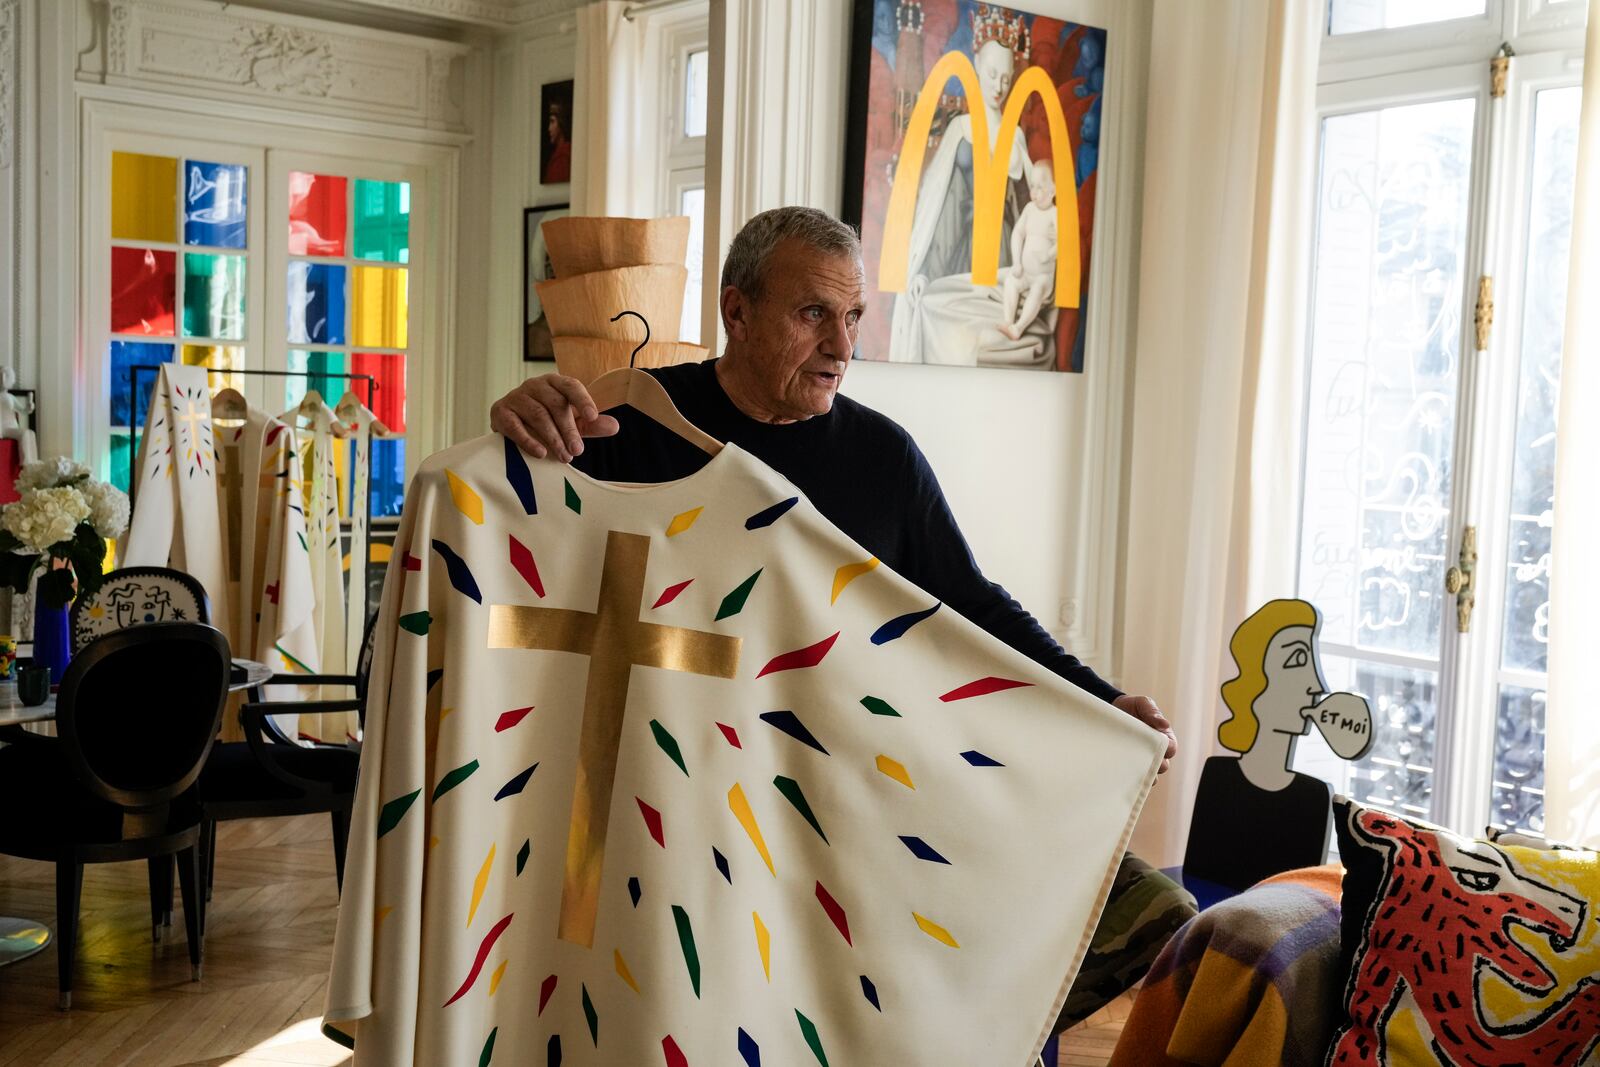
xmin=971 ymin=4 xmax=1029 ymax=56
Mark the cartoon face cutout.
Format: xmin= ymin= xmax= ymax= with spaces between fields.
xmin=1254 ymin=624 xmax=1327 ymax=738
xmin=103 ymin=582 xmax=176 ymax=629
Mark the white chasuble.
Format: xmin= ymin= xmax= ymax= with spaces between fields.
xmin=122 ymin=363 xmax=231 ymax=635
xmin=334 ymin=392 xmax=399 ymax=670
xmin=280 ymin=398 xmax=355 ymax=743
xmin=325 ymin=434 xmax=1163 ymax=1067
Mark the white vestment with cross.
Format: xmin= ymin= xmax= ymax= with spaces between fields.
xmin=326 ymin=432 xmax=1162 ymax=1066
xmin=122 ymin=363 xmax=232 ymax=644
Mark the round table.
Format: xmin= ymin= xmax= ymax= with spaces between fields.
xmin=0 ymin=657 xmax=275 ymax=967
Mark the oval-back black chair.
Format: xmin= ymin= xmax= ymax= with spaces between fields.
xmin=69 ymin=566 xmax=210 ymax=653
xmin=0 ymin=622 xmax=230 ymax=1008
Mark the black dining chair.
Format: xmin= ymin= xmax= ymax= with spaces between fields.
xmin=66 ymin=565 xmax=211 ymax=940
xmin=0 ymin=623 xmax=230 ymax=1009
xmin=197 ymin=612 xmax=379 ymax=895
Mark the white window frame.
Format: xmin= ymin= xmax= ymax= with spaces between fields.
xmin=645 ymin=7 xmax=709 ymax=343
xmin=1298 ymin=0 xmax=1586 ymax=834
xmin=79 ymin=97 xmax=458 ymax=502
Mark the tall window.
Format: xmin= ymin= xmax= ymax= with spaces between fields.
xmin=105 ymin=152 xmax=413 ymax=519
xmin=663 ymin=35 xmax=709 ymax=343
xmin=1292 ymin=0 xmax=1585 ymax=835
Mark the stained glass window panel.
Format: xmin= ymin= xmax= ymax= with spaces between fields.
xmin=288 ymin=172 xmax=348 ymax=256
xmin=111 ymin=152 xmax=178 ymax=243
xmin=351 ymin=352 xmax=406 ymax=433
xmin=286 ymin=350 xmax=347 ymax=409
xmin=182 ymin=253 xmax=247 ymax=340
xmin=288 ymin=262 xmax=347 ymax=345
xmin=184 ymin=160 xmax=247 ymax=249
xmin=352 ymin=180 xmax=410 ymax=263
xmin=111 ymin=247 xmax=177 ymax=336
xmin=351 ymin=266 xmax=408 ymax=349
xmin=109 ymin=430 xmax=140 ymax=495
xmin=110 ymin=341 xmax=174 ymax=428
xmin=181 ymin=344 xmax=243 ymax=393
xmin=371 ymin=437 xmax=406 ymax=518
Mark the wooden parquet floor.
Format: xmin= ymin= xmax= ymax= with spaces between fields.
xmin=0 ymin=813 xmax=1132 ymax=1066
xmin=0 ymin=814 xmax=352 ymax=1067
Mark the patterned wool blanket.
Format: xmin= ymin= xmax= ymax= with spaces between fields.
xmin=1108 ymin=865 xmax=1344 ymax=1067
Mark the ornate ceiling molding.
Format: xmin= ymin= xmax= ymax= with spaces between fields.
xmin=96 ymin=0 xmax=470 ymax=131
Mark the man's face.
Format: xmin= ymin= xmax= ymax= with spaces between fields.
xmin=726 ymin=239 xmax=865 ymax=421
xmin=548 ymin=112 xmax=560 ymax=142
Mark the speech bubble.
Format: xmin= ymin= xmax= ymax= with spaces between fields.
xmin=1307 ymin=691 xmax=1375 ymax=761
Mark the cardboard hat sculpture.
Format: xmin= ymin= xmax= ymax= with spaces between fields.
xmin=537 ymin=215 xmax=708 ymax=384
xmin=542 ymin=215 xmax=691 ymax=276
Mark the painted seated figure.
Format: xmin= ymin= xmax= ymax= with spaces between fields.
xmin=1184 ymin=598 xmax=1373 ymax=894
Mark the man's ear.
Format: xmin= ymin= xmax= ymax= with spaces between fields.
xmin=720 ymin=285 xmax=751 ymax=342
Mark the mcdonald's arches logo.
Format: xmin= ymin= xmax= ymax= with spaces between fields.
xmin=878 ymin=51 xmax=1082 ymax=310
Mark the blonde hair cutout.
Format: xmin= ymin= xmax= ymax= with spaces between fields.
xmin=1218 ymin=599 xmax=1320 ymax=753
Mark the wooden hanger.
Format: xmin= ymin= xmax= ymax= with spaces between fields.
xmin=334 ymin=390 xmax=396 ymax=438
xmin=586 ymin=311 xmax=722 ymax=456
xmin=282 ymin=389 xmax=356 ymax=438
xmin=212 ymin=386 xmax=248 ymax=421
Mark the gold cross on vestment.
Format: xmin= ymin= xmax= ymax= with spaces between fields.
xmin=176 ymin=399 xmax=210 ymax=444
xmin=488 ymin=530 xmax=742 ymax=947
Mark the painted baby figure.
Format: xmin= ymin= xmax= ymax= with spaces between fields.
xmin=998 ymin=158 xmax=1059 ymax=342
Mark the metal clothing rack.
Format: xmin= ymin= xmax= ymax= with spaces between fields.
xmin=126 ymin=364 xmax=380 ymax=637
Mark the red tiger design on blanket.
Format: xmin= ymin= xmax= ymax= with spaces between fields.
xmin=1329 ymin=808 xmax=1600 ymax=1066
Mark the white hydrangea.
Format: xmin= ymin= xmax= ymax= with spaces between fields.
xmin=1 ymin=486 xmax=90 ymax=552
xmin=14 ymin=457 xmax=90 ymax=493
xmin=78 ymin=479 xmax=130 ymax=539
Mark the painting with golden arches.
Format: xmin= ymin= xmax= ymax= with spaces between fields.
xmin=844 ymin=0 xmax=1106 ymax=372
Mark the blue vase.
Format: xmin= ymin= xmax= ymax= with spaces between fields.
xmin=33 ymin=601 xmax=70 ymax=685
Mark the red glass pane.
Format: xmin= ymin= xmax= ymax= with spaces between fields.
xmin=288 ymin=171 xmax=348 ymax=256
xmin=110 ymin=247 xmax=177 ymax=335
xmin=351 ymin=352 xmax=405 ymax=433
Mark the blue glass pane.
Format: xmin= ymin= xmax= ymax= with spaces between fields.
xmin=370 ymin=437 xmax=405 ymax=518
xmin=109 ymin=430 xmax=141 ymax=495
xmin=288 ymin=262 xmax=347 ymax=345
xmin=110 ymin=341 xmax=174 ymax=427
xmin=184 ymin=160 xmax=247 ymax=248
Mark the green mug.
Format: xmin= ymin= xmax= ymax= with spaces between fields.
xmin=16 ymin=662 xmax=50 ymax=706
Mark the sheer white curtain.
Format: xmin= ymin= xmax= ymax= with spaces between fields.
xmin=1120 ymin=0 xmax=1319 ymax=866
xmin=572 ymin=1 xmax=653 ymax=217
xmin=1543 ymin=0 xmax=1600 ymax=850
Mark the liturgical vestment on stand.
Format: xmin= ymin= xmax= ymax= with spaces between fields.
xmin=280 ymin=396 xmax=356 ymax=743
xmin=122 ymin=363 xmax=231 ymax=643
xmin=334 ymin=391 xmax=399 ymax=671
xmin=325 ymin=433 xmax=1163 ymax=1066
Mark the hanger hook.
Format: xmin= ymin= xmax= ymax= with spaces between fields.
xmin=609 ymin=310 xmax=651 ymax=368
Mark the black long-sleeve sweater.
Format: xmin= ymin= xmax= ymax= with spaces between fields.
xmin=569 ymin=358 xmax=1123 ymax=705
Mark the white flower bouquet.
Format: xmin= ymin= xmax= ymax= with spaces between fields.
xmin=0 ymin=458 xmax=129 ymax=608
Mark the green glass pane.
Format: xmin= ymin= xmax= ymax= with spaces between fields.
xmin=109 ymin=430 xmax=141 ymax=495
xmin=182 ymin=252 xmax=246 ymax=340
xmin=352 ymin=179 xmax=410 ymax=264
xmin=287 ymin=349 xmax=346 ymax=409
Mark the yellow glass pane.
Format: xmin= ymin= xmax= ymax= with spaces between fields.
xmin=351 ymin=266 xmax=408 ymax=349
xmin=181 ymin=344 xmax=243 ymax=393
xmin=112 ymin=152 xmax=178 ymax=243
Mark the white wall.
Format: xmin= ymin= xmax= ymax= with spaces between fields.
xmin=708 ymin=0 xmax=1152 ymax=682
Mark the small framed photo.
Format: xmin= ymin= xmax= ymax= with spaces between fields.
xmin=539 ymin=79 xmax=574 ymax=186
xmin=524 ymin=205 xmax=570 ymax=362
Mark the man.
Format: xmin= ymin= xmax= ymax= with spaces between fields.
xmin=491 ymin=205 xmax=1191 ymax=1032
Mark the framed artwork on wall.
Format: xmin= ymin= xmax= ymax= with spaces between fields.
xmin=524 ymin=204 xmax=570 ymax=362
xmin=843 ymin=0 xmax=1107 ymax=372
xmin=540 ymin=79 xmax=574 ymax=186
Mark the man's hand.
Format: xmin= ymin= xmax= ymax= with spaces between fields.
xmin=1113 ymin=694 xmax=1177 ymax=775
xmin=490 ymin=374 xmax=621 ymax=462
